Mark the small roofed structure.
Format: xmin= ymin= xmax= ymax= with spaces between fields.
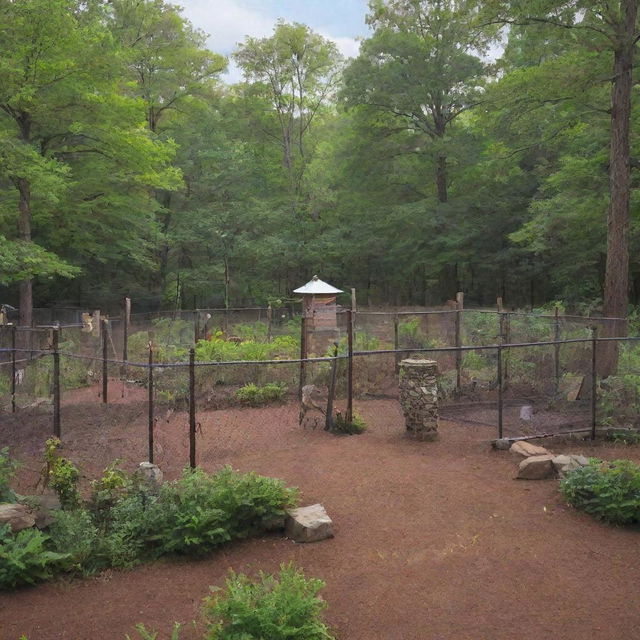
xmin=294 ymin=275 xmax=343 ymax=353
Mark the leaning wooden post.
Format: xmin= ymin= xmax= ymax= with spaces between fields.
xmin=148 ymin=342 xmax=154 ymax=463
xmin=298 ymin=315 xmax=307 ymax=401
xmin=591 ymin=327 xmax=598 ymax=441
xmin=52 ymin=326 xmax=61 ymax=438
xmin=346 ymin=309 xmax=354 ymax=424
xmin=325 ymin=342 xmax=339 ymax=431
xmin=267 ymin=304 xmax=273 ymax=343
xmin=554 ymin=306 xmax=561 ymax=392
xmin=455 ymin=291 xmax=464 ymax=393
xmin=102 ymin=318 xmax=108 ymax=404
xmin=189 ymin=347 xmax=196 ymax=469
xmin=11 ymin=325 xmax=16 ymax=414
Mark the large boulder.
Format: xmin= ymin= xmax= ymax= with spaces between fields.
xmin=517 ymin=454 xmax=556 ymax=480
xmin=552 ymin=454 xmax=590 ymax=477
xmin=510 ymin=441 xmax=552 ymax=459
xmin=285 ymin=504 xmax=333 ymax=543
xmin=0 ymin=503 xmax=36 ymax=532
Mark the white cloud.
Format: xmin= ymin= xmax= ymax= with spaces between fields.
xmin=325 ymin=35 xmax=361 ymax=60
xmin=178 ymin=0 xmax=273 ymax=53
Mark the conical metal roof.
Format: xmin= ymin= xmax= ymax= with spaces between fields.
xmin=293 ymin=275 xmax=343 ymax=295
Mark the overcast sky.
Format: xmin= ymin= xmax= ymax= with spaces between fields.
xmin=175 ymin=0 xmax=371 ymax=82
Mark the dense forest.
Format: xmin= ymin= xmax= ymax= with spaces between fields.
xmin=1 ymin=0 xmax=639 ymax=322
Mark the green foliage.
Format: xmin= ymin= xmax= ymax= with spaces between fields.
xmin=43 ymin=438 xmax=80 ymax=510
xmin=0 ymin=524 xmax=68 ymax=590
xmin=204 ymin=563 xmax=335 ymax=640
xmin=158 ymin=467 xmax=298 ymax=556
xmin=234 ymin=383 xmax=288 ymax=407
xmin=331 ymin=412 xmax=367 ymax=435
xmin=0 ymin=447 xmax=19 ymax=503
xmin=127 ymin=623 xmax=183 ymax=640
xmin=560 ymin=459 xmax=640 ymax=525
xmin=48 ymin=509 xmax=100 ymax=575
xmin=605 ymin=431 xmax=640 ymax=445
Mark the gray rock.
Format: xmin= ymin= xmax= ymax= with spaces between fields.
xmin=285 ymin=504 xmax=333 ymax=543
xmin=510 ymin=441 xmax=551 ymax=458
xmin=0 ymin=503 xmax=36 ymax=532
xmin=493 ymin=438 xmax=512 ymax=450
xmin=139 ymin=462 xmax=163 ymax=487
xmin=519 ymin=405 xmax=534 ymax=421
xmin=517 ymin=454 xmax=556 ymax=480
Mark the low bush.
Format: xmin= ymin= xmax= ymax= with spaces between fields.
xmin=0 ymin=524 xmax=68 ymax=590
xmin=234 ymin=383 xmax=287 ymax=406
xmin=331 ymin=412 xmax=366 ymax=435
xmin=560 ymin=458 xmax=640 ymax=524
xmin=204 ymin=563 xmax=335 ymax=640
xmin=42 ymin=438 xmax=80 ymax=510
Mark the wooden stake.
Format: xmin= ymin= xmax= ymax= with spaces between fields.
xmin=325 ymin=343 xmax=339 ymax=431
xmin=102 ymin=318 xmax=108 ymax=404
xmin=52 ymin=327 xmax=61 ymax=438
xmin=346 ymin=309 xmax=354 ymax=423
xmin=299 ymin=316 xmax=307 ymax=401
xmin=148 ymin=343 xmax=154 ymax=463
xmin=11 ymin=325 xmax=16 ymax=414
xmin=455 ymin=292 xmax=464 ymax=393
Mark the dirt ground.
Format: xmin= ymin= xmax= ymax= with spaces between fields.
xmin=1 ymin=385 xmax=640 ymax=640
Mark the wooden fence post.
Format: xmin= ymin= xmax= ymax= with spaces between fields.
xmin=554 ymin=306 xmax=561 ymax=392
xmin=194 ymin=310 xmax=200 ymax=344
xmin=122 ymin=297 xmax=130 ymax=378
xmin=11 ymin=325 xmax=16 ymax=414
xmin=455 ymin=292 xmax=464 ymax=393
xmin=325 ymin=342 xmax=339 ymax=431
xmin=52 ymin=326 xmax=61 ymax=438
xmin=298 ymin=316 xmax=307 ymax=401
xmin=346 ymin=309 xmax=354 ymax=423
xmin=189 ymin=347 xmax=196 ymax=469
xmin=102 ymin=318 xmax=108 ymax=404
xmin=148 ymin=342 xmax=154 ymax=463
xmin=591 ymin=327 xmax=598 ymax=441
xmin=497 ymin=344 xmax=503 ymax=440
xmin=267 ymin=304 xmax=273 ymax=343
xmin=394 ymin=313 xmax=400 ymax=373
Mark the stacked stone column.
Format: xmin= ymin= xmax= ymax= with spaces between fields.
xmin=399 ymin=359 xmax=439 ymax=441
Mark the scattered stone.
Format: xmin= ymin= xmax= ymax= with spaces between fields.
xmin=519 ymin=405 xmax=534 ymax=421
xmin=399 ymin=359 xmax=439 ymax=441
xmin=517 ymin=454 xmax=556 ymax=480
xmin=138 ymin=462 xmax=163 ymax=489
xmin=0 ymin=503 xmax=36 ymax=532
xmin=285 ymin=503 xmax=333 ymax=543
xmin=493 ymin=438 xmax=512 ymax=450
xmin=510 ymin=441 xmax=551 ymax=458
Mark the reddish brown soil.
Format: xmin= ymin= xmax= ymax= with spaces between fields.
xmin=2 ymin=386 xmax=640 ymax=640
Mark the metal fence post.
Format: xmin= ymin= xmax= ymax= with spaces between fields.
xmin=267 ymin=304 xmax=273 ymax=343
xmin=189 ymin=347 xmax=196 ymax=469
xmin=148 ymin=342 xmax=154 ymax=463
xmin=497 ymin=344 xmax=503 ymax=439
xmin=554 ymin=306 xmax=561 ymax=392
xmin=591 ymin=327 xmax=598 ymax=441
xmin=298 ymin=315 xmax=307 ymax=401
xmin=346 ymin=309 xmax=354 ymax=424
xmin=52 ymin=327 xmax=61 ymax=438
xmin=122 ymin=297 xmax=130 ymax=378
xmin=102 ymin=318 xmax=108 ymax=404
xmin=455 ymin=301 xmax=462 ymax=393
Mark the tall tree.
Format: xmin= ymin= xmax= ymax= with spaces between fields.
xmin=483 ymin=0 xmax=640 ymax=372
xmin=342 ymin=0 xmax=491 ymax=203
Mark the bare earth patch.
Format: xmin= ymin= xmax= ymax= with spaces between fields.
xmin=1 ymin=389 xmax=640 ymax=640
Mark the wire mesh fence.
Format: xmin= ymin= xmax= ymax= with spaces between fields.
xmin=2 ymin=305 xmax=637 ymax=469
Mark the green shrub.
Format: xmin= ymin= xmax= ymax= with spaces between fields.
xmin=0 ymin=524 xmax=68 ymax=589
xmin=158 ymin=467 xmax=298 ymax=556
xmin=560 ymin=459 xmax=640 ymax=524
xmin=204 ymin=563 xmax=335 ymax=640
xmin=42 ymin=438 xmax=80 ymax=510
xmin=48 ymin=509 xmax=101 ymax=575
xmin=0 ymin=447 xmax=19 ymax=502
xmin=331 ymin=412 xmax=366 ymax=435
xmin=234 ymin=383 xmax=287 ymax=406
xmin=606 ymin=430 xmax=640 ymax=445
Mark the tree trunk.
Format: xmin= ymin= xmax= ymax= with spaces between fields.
xmin=600 ymin=0 xmax=637 ymax=376
xmin=436 ymin=152 xmax=448 ymax=203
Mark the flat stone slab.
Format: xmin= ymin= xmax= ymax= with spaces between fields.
xmin=0 ymin=503 xmax=36 ymax=532
xmin=285 ymin=503 xmax=333 ymax=543
xmin=517 ymin=454 xmax=556 ymax=480
xmin=510 ymin=441 xmax=551 ymax=458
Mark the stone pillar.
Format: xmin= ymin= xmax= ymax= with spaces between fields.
xmin=399 ymin=359 xmax=439 ymax=441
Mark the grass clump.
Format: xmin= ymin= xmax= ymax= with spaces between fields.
xmin=560 ymin=458 xmax=640 ymax=524
xmin=331 ymin=412 xmax=366 ymax=435
xmin=234 ymin=383 xmax=287 ymax=406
